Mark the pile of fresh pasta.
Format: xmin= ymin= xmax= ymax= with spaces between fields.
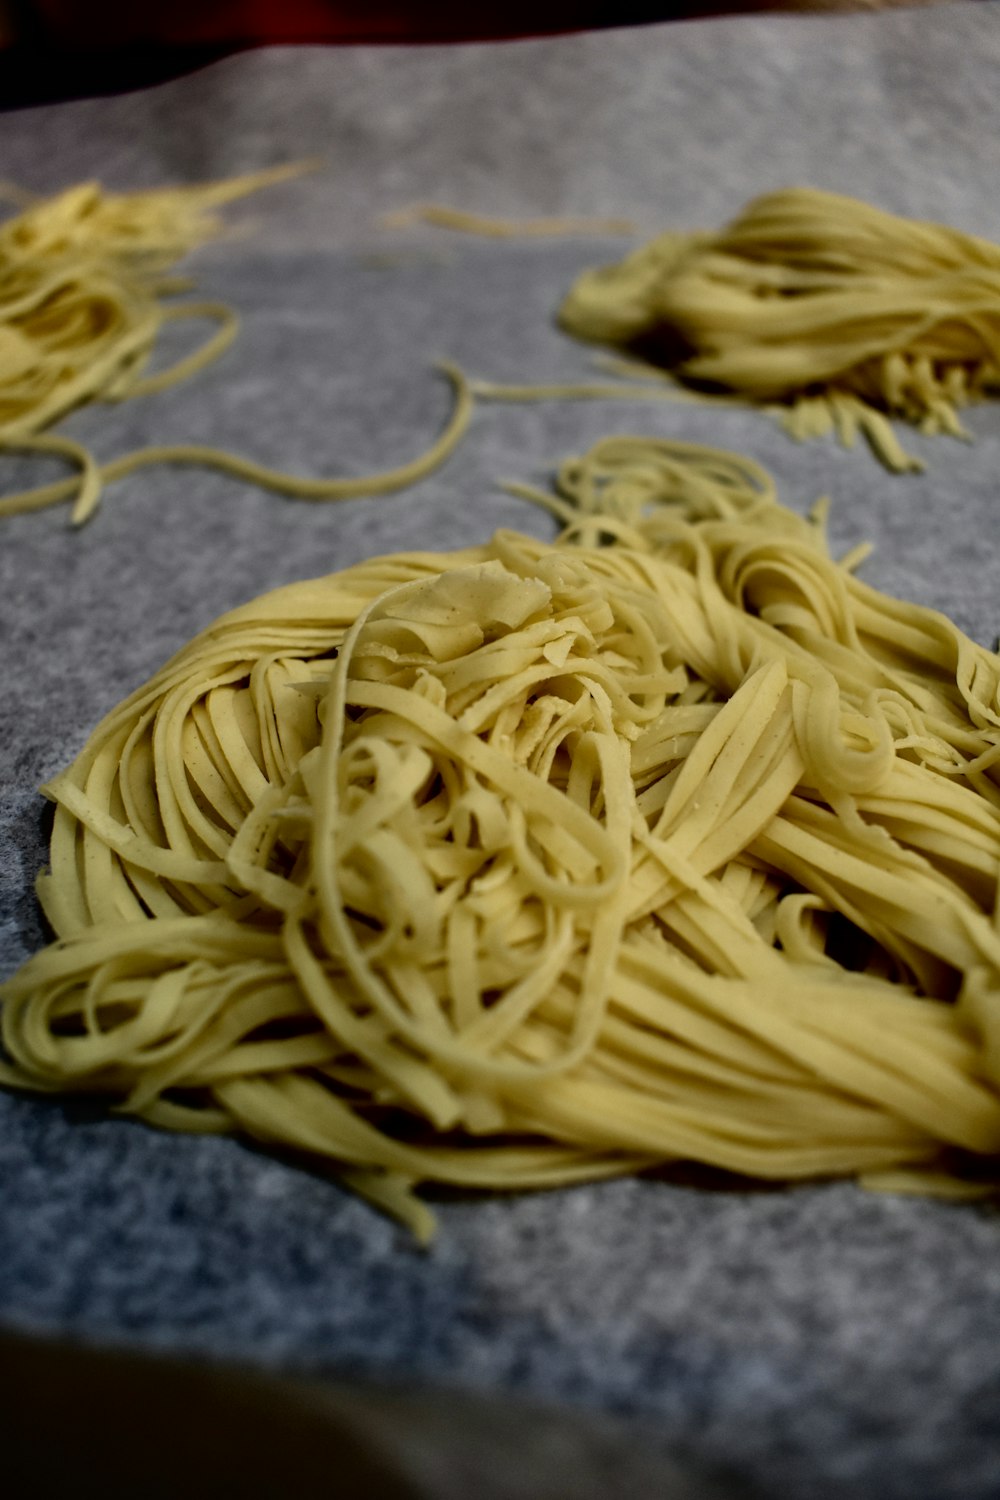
xmin=7 ymin=172 xmax=1000 ymax=529
xmin=0 ymin=166 xmax=472 ymax=524
xmin=559 ymin=188 xmax=1000 ymax=471
xmin=4 ymin=433 xmax=1000 ymax=1240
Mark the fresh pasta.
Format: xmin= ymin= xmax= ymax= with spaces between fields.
xmin=559 ymin=189 xmax=1000 ymax=471
xmin=380 ymin=204 xmax=638 ymax=237
xmin=0 ymin=167 xmax=302 ymax=446
xmin=0 ymin=168 xmax=472 ymax=524
xmin=3 ymin=434 xmax=1000 ymax=1239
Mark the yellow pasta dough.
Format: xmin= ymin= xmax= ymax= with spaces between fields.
xmin=559 ymin=188 xmax=1000 ymax=471
xmin=3 ymin=435 xmax=1000 ymax=1239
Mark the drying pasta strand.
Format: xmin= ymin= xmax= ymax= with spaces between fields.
xmin=0 ymin=363 xmax=473 ymax=522
xmin=380 ymin=204 xmax=637 ymax=237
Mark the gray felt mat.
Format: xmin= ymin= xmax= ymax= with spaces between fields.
xmin=2 ymin=7 xmax=1000 ymax=1496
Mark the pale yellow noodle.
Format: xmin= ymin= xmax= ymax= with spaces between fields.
xmin=380 ymin=204 xmax=637 ymax=237
xmin=0 ymin=362 xmax=474 ymax=524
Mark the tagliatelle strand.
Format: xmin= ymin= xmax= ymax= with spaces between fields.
xmin=0 ymin=363 xmax=474 ymax=523
xmin=380 ymin=204 xmax=638 ymax=237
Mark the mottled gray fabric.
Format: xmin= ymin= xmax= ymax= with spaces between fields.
xmin=2 ymin=7 xmax=1000 ymax=1497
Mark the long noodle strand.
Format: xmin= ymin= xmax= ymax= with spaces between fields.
xmin=380 ymin=205 xmax=637 ymax=237
xmin=0 ymin=362 xmax=474 ymax=524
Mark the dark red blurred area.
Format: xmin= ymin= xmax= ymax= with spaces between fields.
xmin=0 ymin=0 xmax=762 ymax=107
xmin=17 ymin=0 xmax=704 ymax=48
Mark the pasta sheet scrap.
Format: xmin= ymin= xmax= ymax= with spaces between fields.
xmin=4 ymin=436 xmax=1000 ymax=1239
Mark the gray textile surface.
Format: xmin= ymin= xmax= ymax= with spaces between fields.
xmin=3 ymin=6 xmax=1000 ymax=1496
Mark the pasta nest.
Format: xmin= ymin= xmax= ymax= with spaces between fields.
xmin=4 ymin=436 xmax=1000 ymax=1239
xmin=0 ymin=167 xmax=474 ymax=527
xmin=560 ymin=188 xmax=1000 ymax=470
xmin=0 ymin=171 xmax=291 ymax=442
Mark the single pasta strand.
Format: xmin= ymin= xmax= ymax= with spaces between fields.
xmin=380 ymin=204 xmax=638 ymax=237
xmin=0 ymin=363 xmax=473 ymax=523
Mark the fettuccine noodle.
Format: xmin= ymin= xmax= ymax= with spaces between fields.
xmin=3 ymin=435 xmax=1000 ymax=1239
xmin=560 ymin=188 xmax=1000 ymax=471
xmin=380 ymin=204 xmax=637 ymax=237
